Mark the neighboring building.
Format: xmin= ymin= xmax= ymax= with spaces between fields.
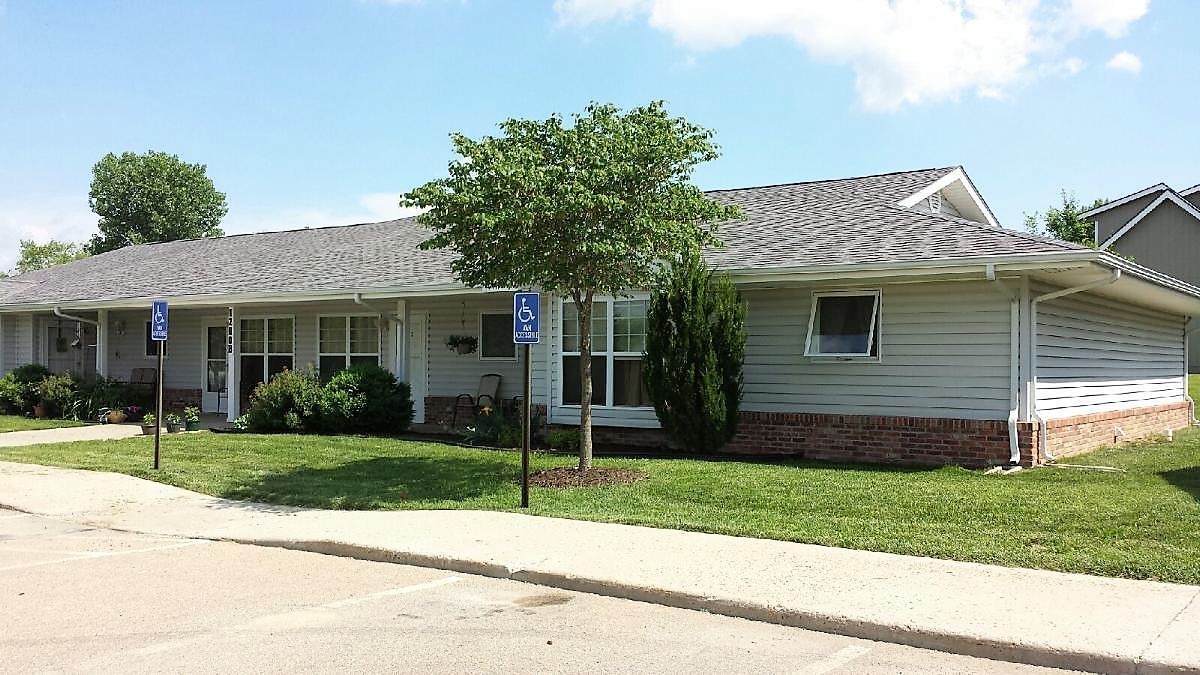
xmin=1081 ymin=183 xmax=1200 ymax=372
xmin=1 ymin=167 xmax=1197 ymax=467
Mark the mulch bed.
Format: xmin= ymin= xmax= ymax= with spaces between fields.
xmin=529 ymin=467 xmax=648 ymax=488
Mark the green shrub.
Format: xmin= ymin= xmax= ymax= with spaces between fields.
xmin=0 ymin=376 xmax=24 ymax=414
xmin=548 ymin=428 xmax=580 ymax=453
xmin=464 ymin=407 xmax=521 ymax=447
xmin=0 ymin=364 xmax=53 ymax=415
xmin=73 ymin=376 xmax=124 ymax=421
xmin=644 ymin=252 xmax=747 ymax=453
xmin=37 ymin=374 xmax=77 ymax=419
xmin=244 ymin=368 xmax=322 ymax=433
xmin=9 ymin=364 xmax=51 ymax=384
xmin=318 ymin=365 xmax=413 ymax=434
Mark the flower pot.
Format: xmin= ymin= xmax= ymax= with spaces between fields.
xmin=166 ymin=423 xmax=183 ymax=434
xmin=456 ymin=342 xmax=474 ymax=355
xmin=140 ymin=424 xmax=157 ymax=436
xmin=185 ymin=420 xmax=200 ymax=432
xmin=107 ymin=410 xmax=128 ymax=424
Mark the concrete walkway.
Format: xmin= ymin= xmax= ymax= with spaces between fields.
xmin=0 ymin=460 xmax=1195 ymax=674
xmin=0 ymin=424 xmax=143 ymax=447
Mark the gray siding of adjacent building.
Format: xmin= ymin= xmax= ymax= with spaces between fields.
xmin=1093 ymin=191 xmax=1163 ymax=244
xmin=1186 ymin=192 xmax=1200 ymax=210
xmin=1105 ymin=199 xmax=1200 ymax=372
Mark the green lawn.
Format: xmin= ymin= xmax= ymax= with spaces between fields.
xmin=0 ymin=415 xmax=85 ymax=433
xmin=1190 ymin=373 xmax=1199 ymax=404
xmin=1 ymin=429 xmax=1198 ymax=584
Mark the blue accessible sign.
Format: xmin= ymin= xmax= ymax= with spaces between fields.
xmin=151 ymin=300 xmax=169 ymax=341
xmin=513 ymin=292 xmax=540 ymax=344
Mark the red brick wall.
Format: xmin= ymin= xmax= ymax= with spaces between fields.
xmin=161 ymin=388 xmax=201 ymax=412
xmin=425 ymin=396 xmax=545 ymax=430
xmin=1041 ymin=402 xmax=1192 ymax=460
xmin=542 ymin=402 xmax=1193 ymax=468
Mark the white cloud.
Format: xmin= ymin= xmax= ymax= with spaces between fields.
xmin=357 ymin=192 xmax=425 ymax=221
xmin=0 ymin=196 xmax=95 ymax=273
xmin=1106 ymin=50 xmax=1142 ymax=74
xmin=554 ymin=0 xmax=1151 ymax=111
xmin=1062 ymin=57 xmax=1085 ymax=75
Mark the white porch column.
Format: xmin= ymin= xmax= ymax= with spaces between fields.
xmin=394 ymin=299 xmax=407 ymax=381
xmin=95 ymin=309 xmax=109 ymax=379
xmin=226 ymin=306 xmax=240 ymax=423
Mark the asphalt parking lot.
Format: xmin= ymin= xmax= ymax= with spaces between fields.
xmin=0 ymin=508 xmax=1077 ymax=674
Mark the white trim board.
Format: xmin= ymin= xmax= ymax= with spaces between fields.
xmin=896 ymin=167 xmax=999 ymax=228
xmin=1180 ymin=184 xmax=1200 ymax=198
xmin=1080 ymin=183 xmax=1169 ymax=219
xmin=1098 ymin=190 xmax=1200 ymax=249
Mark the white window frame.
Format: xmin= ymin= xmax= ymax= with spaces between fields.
xmin=803 ymin=289 xmax=882 ymax=361
xmin=239 ymin=315 xmax=296 ymax=383
xmin=558 ymin=295 xmax=652 ymax=409
xmin=478 ymin=311 xmax=517 ymax=362
xmin=317 ymin=314 xmax=381 ymax=373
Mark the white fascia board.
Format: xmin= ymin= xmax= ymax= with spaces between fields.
xmin=1180 ymin=184 xmax=1200 ymax=197
xmin=0 ymin=283 xmax=501 ymax=313
xmin=896 ymin=167 xmax=999 ymax=227
xmin=723 ymin=250 xmax=1101 ymax=284
xmin=1099 ymin=190 xmax=1200 ymax=249
xmin=1079 ymin=183 xmax=1169 ymax=219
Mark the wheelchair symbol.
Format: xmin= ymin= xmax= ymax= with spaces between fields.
xmin=153 ymin=308 xmax=166 ymax=326
xmin=517 ymin=298 xmax=535 ymax=324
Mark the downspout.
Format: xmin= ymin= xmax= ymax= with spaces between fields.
xmin=1186 ymin=322 xmax=1199 ymax=425
xmin=1030 ymin=269 xmax=1122 ymax=463
xmin=52 ymin=307 xmax=98 ymax=327
xmin=986 ymin=264 xmax=1021 ymax=466
xmin=353 ymin=293 xmax=398 ymax=364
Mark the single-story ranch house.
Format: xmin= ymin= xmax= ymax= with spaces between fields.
xmin=2 ymin=167 xmax=1197 ymax=467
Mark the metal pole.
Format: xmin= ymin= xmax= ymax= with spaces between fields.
xmin=154 ymin=340 xmax=163 ymax=470
xmin=521 ymin=343 xmax=531 ymax=508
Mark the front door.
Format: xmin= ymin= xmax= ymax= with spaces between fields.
xmin=202 ymin=323 xmax=227 ymax=413
xmin=407 ymin=312 xmax=428 ymax=423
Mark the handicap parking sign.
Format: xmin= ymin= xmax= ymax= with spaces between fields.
xmin=151 ymin=300 xmax=168 ymax=341
xmin=513 ymin=293 xmax=540 ymax=344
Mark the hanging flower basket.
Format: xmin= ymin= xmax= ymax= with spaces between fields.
xmin=446 ymin=335 xmax=478 ymax=355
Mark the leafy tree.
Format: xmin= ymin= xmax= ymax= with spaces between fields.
xmin=11 ymin=239 xmax=87 ymax=275
xmin=1024 ymin=191 xmax=1106 ymax=246
xmin=644 ymin=253 xmax=746 ymax=453
xmin=86 ymin=150 xmax=228 ymax=254
xmin=402 ymin=101 xmax=740 ymax=470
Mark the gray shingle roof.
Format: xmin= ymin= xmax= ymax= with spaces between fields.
xmin=0 ymin=167 xmax=1086 ymax=307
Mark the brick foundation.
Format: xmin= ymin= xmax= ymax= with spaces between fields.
xmin=544 ymin=402 xmax=1194 ymax=468
xmin=424 ymin=396 xmax=546 ymax=430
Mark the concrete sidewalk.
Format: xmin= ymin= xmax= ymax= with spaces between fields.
xmin=0 ymin=460 xmax=1195 ymax=674
xmin=0 ymin=424 xmax=143 ymax=447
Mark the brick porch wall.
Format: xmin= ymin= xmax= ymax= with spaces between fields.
xmin=1040 ymin=402 xmax=1192 ymax=461
xmin=162 ymin=388 xmax=202 ymax=412
xmin=424 ymin=396 xmax=546 ymax=430
xmin=542 ymin=402 xmax=1193 ymax=468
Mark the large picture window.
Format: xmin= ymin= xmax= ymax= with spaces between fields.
xmin=240 ymin=317 xmax=294 ymax=398
xmin=561 ymin=298 xmax=650 ymax=407
xmin=804 ymin=290 xmax=881 ymax=358
xmin=318 ymin=315 xmax=380 ymax=380
xmin=479 ymin=312 xmax=516 ymax=361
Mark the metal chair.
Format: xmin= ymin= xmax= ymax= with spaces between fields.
xmin=452 ymin=373 xmax=502 ymax=428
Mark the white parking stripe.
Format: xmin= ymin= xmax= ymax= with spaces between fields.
xmin=322 ymin=575 xmax=462 ymax=609
xmin=797 ymin=644 xmax=873 ymax=674
xmin=0 ymin=513 xmax=34 ymax=520
xmin=0 ymin=540 xmax=206 ymax=572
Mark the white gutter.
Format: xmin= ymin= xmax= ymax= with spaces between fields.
xmin=52 ymin=307 xmax=98 ymax=327
xmin=1030 ymin=269 xmax=1122 ymax=463
xmin=351 ymin=292 xmax=399 ymax=319
xmin=986 ymin=264 xmax=1021 ymax=465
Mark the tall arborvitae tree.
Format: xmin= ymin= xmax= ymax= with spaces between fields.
xmin=643 ymin=253 xmax=746 ymax=453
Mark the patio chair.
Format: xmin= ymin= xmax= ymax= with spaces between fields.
xmin=452 ymin=373 xmax=502 ymax=428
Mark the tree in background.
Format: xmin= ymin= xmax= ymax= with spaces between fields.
xmin=403 ymin=101 xmax=740 ymax=471
xmin=86 ymin=150 xmax=228 ymax=254
xmin=643 ymin=253 xmax=746 ymax=453
xmin=11 ymin=239 xmax=88 ymax=275
xmin=1024 ymin=191 xmax=1106 ymax=247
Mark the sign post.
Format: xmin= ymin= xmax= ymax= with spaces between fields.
xmin=150 ymin=300 xmax=168 ymax=470
xmin=513 ymin=292 xmax=541 ymax=508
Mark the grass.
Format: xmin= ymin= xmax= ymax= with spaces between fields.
xmin=1190 ymin=373 xmax=1199 ymax=404
xmin=0 ymin=415 xmax=85 ymax=433
xmin=0 ymin=429 xmax=1199 ymax=584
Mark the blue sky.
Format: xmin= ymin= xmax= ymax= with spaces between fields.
xmin=0 ymin=0 xmax=1196 ymax=271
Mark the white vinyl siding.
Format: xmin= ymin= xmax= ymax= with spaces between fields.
xmin=741 ymin=281 xmax=1013 ymax=420
xmin=409 ymin=295 xmax=531 ymax=403
xmin=1 ymin=314 xmax=33 ymax=375
xmin=108 ymin=309 xmax=215 ymax=389
xmin=1035 ymin=289 xmax=1186 ymax=418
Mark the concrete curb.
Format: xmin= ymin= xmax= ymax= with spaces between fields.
xmin=229 ymin=537 xmax=1194 ymax=675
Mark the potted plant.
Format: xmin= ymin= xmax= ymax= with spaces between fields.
xmin=106 ymin=408 xmax=128 ymax=424
xmin=140 ymin=413 xmax=157 ymax=436
xmin=446 ymin=334 xmax=478 ymax=355
xmin=164 ymin=412 xmax=184 ymax=433
xmin=183 ymin=406 xmax=201 ymax=432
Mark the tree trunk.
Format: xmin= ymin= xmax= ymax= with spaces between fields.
xmin=577 ymin=291 xmax=594 ymax=471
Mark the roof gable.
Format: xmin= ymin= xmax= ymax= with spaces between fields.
xmin=1080 ymin=183 xmax=1170 ymax=220
xmin=1098 ymin=189 xmax=1200 ymax=249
